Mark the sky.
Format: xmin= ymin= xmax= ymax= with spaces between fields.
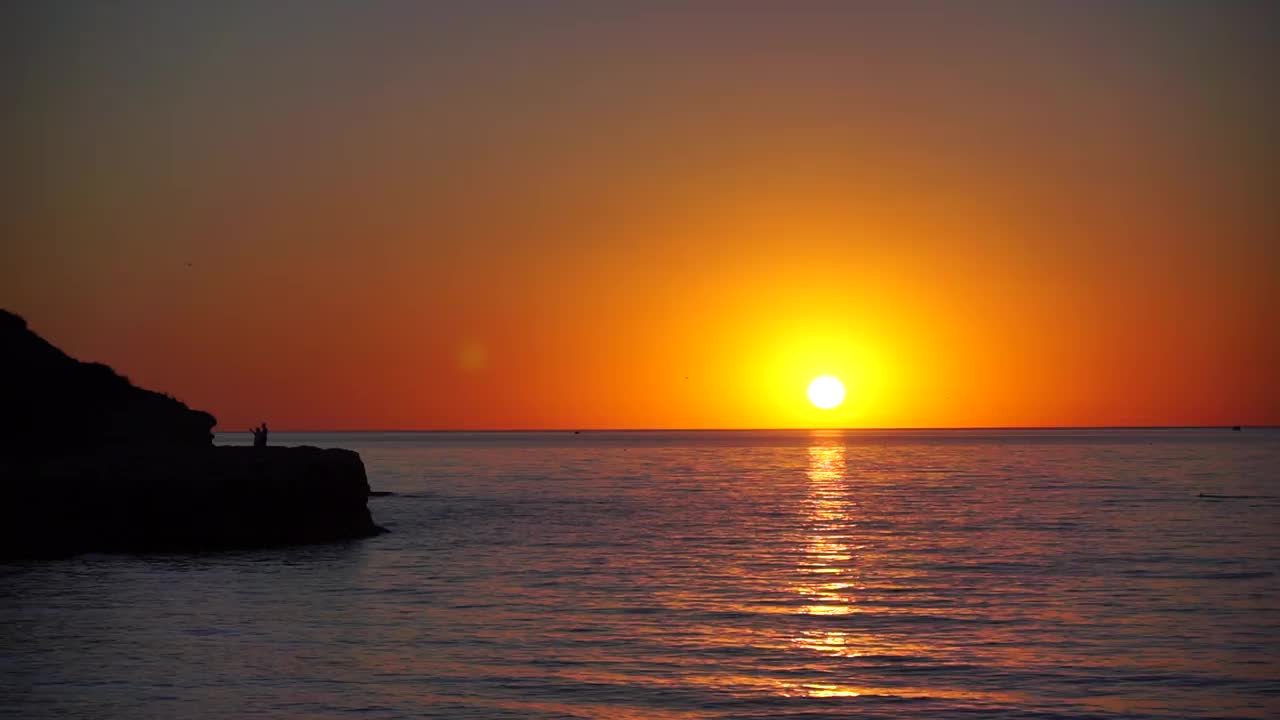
xmin=3 ymin=1 xmax=1278 ymax=430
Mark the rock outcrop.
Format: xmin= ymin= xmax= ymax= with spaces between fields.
xmin=0 ymin=310 xmax=216 ymax=460
xmin=0 ymin=310 xmax=386 ymax=559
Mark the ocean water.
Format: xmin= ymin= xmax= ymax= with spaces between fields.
xmin=2 ymin=429 xmax=1278 ymax=719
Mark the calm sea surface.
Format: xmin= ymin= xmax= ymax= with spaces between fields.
xmin=2 ymin=429 xmax=1278 ymax=719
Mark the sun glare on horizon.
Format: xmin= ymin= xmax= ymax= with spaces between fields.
xmin=807 ymin=376 xmax=846 ymax=410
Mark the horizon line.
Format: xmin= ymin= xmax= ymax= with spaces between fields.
xmin=214 ymin=424 xmax=1273 ymax=434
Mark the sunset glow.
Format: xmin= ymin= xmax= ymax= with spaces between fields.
xmin=2 ymin=3 xmax=1276 ymax=430
xmin=3 ymin=6 xmax=1278 ymax=716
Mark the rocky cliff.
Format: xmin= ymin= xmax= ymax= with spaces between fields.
xmin=0 ymin=310 xmax=216 ymax=459
xmin=0 ymin=310 xmax=386 ymax=559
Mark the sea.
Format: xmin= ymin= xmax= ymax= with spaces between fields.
xmin=2 ymin=429 xmax=1278 ymax=719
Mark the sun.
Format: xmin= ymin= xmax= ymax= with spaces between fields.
xmin=807 ymin=375 xmax=846 ymax=410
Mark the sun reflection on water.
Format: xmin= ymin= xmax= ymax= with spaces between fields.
xmin=777 ymin=443 xmax=1012 ymax=708
xmin=794 ymin=444 xmax=859 ymax=618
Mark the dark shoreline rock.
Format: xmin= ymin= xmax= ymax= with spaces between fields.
xmin=4 ymin=446 xmax=386 ymax=559
xmin=1 ymin=309 xmax=387 ymax=560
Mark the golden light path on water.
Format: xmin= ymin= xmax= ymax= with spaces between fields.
xmin=765 ymin=442 xmax=1009 ymax=704
xmin=796 ymin=445 xmax=857 ymax=617
xmin=785 ymin=444 xmax=864 ymax=697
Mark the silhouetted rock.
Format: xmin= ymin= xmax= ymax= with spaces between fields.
xmin=4 ymin=446 xmax=384 ymax=558
xmin=0 ymin=309 xmax=215 ymax=458
xmin=0 ymin=309 xmax=386 ymax=559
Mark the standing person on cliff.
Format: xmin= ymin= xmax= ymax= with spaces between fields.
xmin=260 ymin=422 xmax=269 ymax=447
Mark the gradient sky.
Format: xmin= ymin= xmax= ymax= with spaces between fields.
xmin=3 ymin=1 xmax=1278 ymax=430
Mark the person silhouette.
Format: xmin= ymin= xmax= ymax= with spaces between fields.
xmin=260 ymin=422 xmax=269 ymax=447
xmin=252 ymin=425 xmax=263 ymax=447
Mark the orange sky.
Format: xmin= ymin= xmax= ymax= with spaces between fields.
xmin=3 ymin=3 xmax=1278 ymax=430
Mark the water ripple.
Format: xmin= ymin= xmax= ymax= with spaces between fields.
xmin=3 ymin=429 xmax=1278 ymax=719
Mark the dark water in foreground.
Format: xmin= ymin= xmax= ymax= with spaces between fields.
xmin=2 ymin=429 xmax=1278 ymax=719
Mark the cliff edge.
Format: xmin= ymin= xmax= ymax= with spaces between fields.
xmin=0 ymin=310 xmax=216 ymax=459
xmin=0 ymin=310 xmax=386 ymax=559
